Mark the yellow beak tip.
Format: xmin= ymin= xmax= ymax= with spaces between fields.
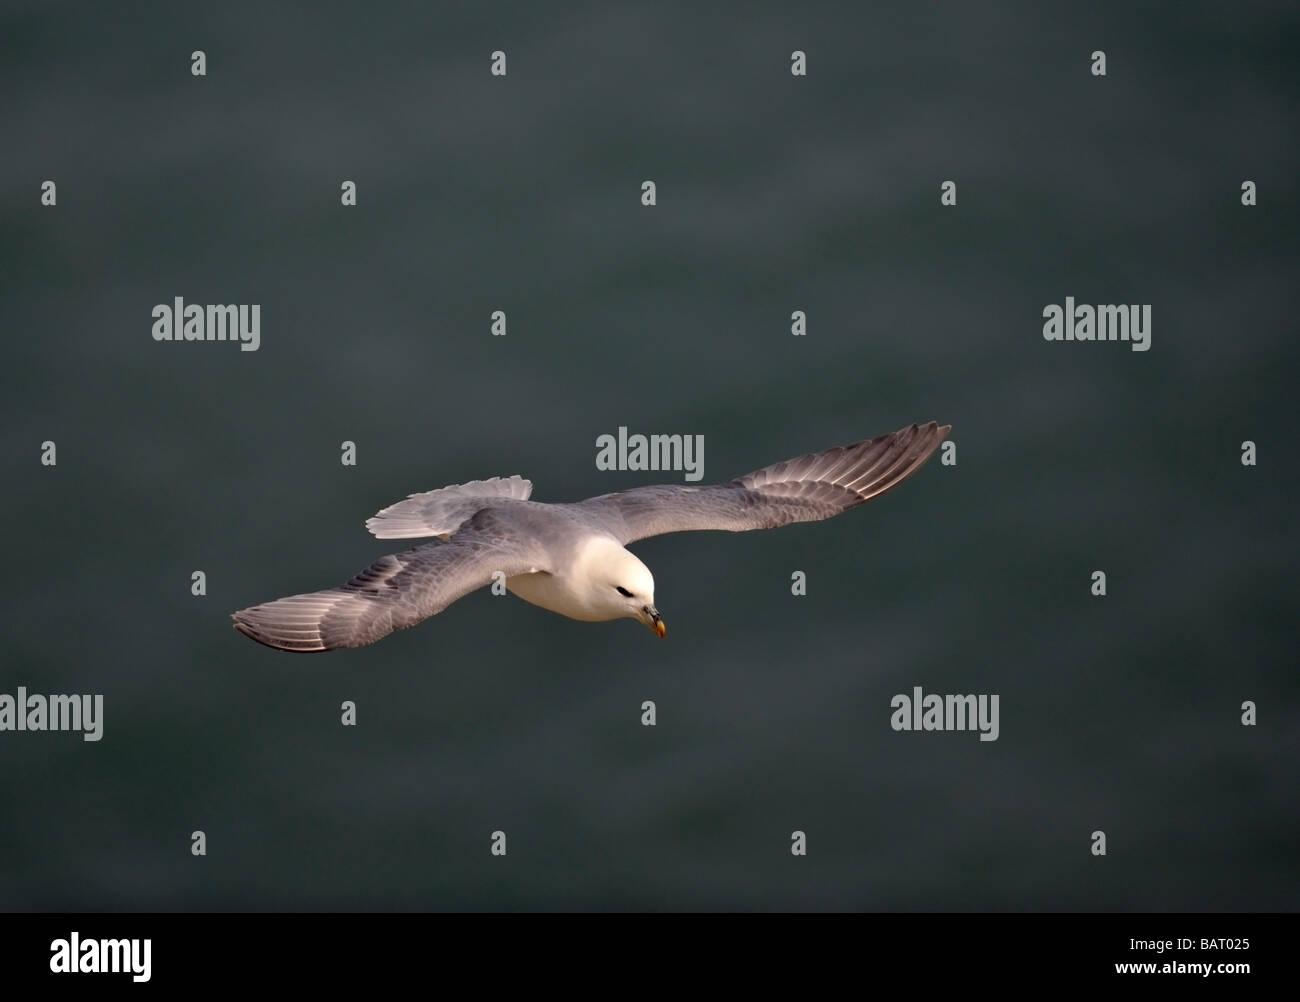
xmin=653 ymin=621 xmax=667 ymax=638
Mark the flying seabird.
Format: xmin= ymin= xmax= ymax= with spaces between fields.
xmin=232 ymin=421 xmax=950 ymax=652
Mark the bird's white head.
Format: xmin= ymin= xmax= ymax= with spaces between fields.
xmin=581 ymin=537 xmax=665 ymax=638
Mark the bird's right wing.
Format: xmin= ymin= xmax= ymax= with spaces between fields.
xmin=574 ymin=422 xmax=949 ymax=544
xmin=233 ymin=510 xmax=550 ymax=652
xmin=365 ymin=475 xmax=533 ymax=539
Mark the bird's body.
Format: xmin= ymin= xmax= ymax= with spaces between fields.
xmin=232 ymin=422 xmax=950 ymax=652
xmin=502 ymin=528 xmax=652 ymax=622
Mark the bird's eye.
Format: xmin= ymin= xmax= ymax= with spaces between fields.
xmin=616 ymin=586 xmax=633 ymax=597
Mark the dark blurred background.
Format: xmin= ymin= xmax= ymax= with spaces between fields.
xmin=1 ymin=1 xmax=1296 ymax=910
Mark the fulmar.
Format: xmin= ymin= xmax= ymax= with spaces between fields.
xmin=232 ymin=421 xmax=949 ymax=652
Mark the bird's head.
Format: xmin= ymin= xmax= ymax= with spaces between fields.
xmin=591 ymin=540 xmax=665 ymax=638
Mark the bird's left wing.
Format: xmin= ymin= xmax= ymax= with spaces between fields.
xmin=232 ymin=510 xmax=551 ymax=652
xmin=573 ymin=421 xmax=949 ymax=545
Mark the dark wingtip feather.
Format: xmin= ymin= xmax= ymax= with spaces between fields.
xmin=231 ymin=607 xmax=330 ymax=653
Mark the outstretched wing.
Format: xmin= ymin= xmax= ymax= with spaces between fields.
xmin=232 ymin=510 xmax=550 ymax=652
xmin=573 ymin=422 xmax=949 ymax=545
xmin=366 ymin=475 xmax=533 ymax=539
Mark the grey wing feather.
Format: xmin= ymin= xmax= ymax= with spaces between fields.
xmin=366 ymin=475 xmax=533 ymax=539
xmin=575 ymin=422 xmax=950 ymax=544
xmin=233 ymin=509 xmax=549 ymax=652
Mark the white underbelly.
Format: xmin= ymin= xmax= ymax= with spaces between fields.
xmin=506 ymin=572 xmax=612 ymax=622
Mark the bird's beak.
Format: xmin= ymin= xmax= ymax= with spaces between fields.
xmin=642 ymin=605 xmax=667 ymax=638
